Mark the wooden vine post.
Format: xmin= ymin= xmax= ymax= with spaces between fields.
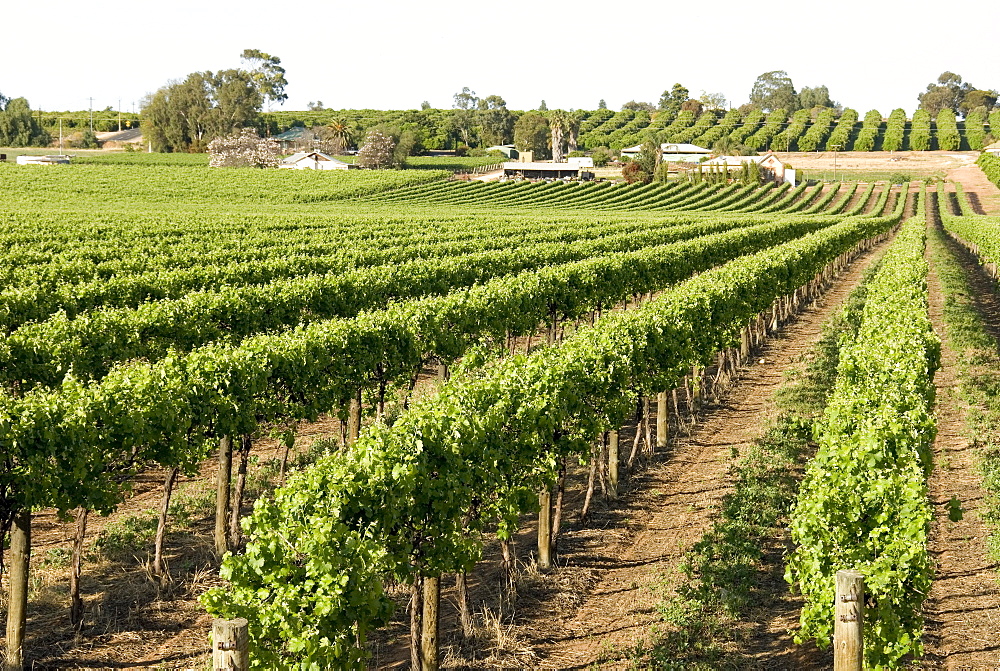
xmin=346 ymin=388 xmax=362 ymax=446
xmin=656 ymin=391 xmax=668 ymax=450
xmin=212 ymin=617 xmax=249 ymax=670
xmin=421 ymin=575 xmax=440 ymax=671
xmin=834 ymin=569 xmax=864 ymax=671
xmin=4 ymin=510 xmax=31 ymax=671
xmin=607 ymin=430 xmax=619 ymax=498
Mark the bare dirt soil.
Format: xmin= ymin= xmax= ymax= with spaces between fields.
xmin=519 ymin=238 xmax=892 ymax=669
xmin=945 ymin=163 xmax=1000 ymax=215
xmin=920 ymin=225 xmax=1000 ymax=669
xmin=778 ymin=150 xmax=1000 ymax=215
xmin=774 ymin=150 xmax=977 ymax=176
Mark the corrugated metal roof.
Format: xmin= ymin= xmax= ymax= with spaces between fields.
xmin=502 ymin=162 xmax=580 ymax=171
xmin=274 ymin=127 xmax=314 ymax=141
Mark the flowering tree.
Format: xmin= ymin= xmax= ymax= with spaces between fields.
xmin=356 ymin=129 xmax=398 ymax=169
xmin=208 ymin=128 xmax=280 ymax=168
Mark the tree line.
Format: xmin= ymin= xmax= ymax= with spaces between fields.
xmin=5 ymin=64 xmax=999 ymax=154
xmin=0 ymin=93 xmax=50 ymax=147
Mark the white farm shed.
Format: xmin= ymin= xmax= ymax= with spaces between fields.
xmin=15 ymin=155 xmax=70 ymax=165
xmin=279 ymin=151 xmax=351 ymax=170
xmin=985 ymin=142 xmax=1000 ymax=156
xmin=620 ymin=143 xmax=710 ymax=163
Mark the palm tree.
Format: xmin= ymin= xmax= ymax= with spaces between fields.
xmin=548 ymin=110 xmax=570 ymax=162
xmin=566 ymin=111 xmax=583 ymax=154
xmin=326 ymin=118 xmax=354 ymax=154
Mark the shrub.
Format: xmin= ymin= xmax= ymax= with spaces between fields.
xmin=622 ymin=161 xmax=651 ymax=184
xmin=591 ymin=147 xmax=612 ymax=167
xmin=909 ymin=110 xmax=932 ymax=151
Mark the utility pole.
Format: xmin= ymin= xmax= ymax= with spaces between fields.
xmin=88 ymin=97 xmax=94 ymax=133
xmin=118 ymin=98 xmax=122 ymax=132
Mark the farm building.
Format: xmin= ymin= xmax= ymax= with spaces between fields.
xmin=502 ymin=161 xmax=592 ymax=179
xmin=620 ymin=143 xmax=710 ymax=163
xmin=486 ymin=144 xmax=519 ymax=159
xmin=274 ymin=127 xmax=318 ymax=152
xmin=15 ymin=155 xmax=70 ymax=165
xmin=985 ymin=141 xmax=1000 ymax=156
xmin=279 ymin=151 xmax=351 ymax=170
xmin=702 ymin=153 xmax=796 ymax=186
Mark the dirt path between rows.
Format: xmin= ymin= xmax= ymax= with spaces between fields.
xmin=526 ymin=238 xmax=892 ymax=669
xmin=946 ymin=163 xmax=1000 ymax=215
xmin=920 ymin=223 xmax=1000 ymax=669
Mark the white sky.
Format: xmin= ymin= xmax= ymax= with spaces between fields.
xmin=3 ymin=0 xmax=998 ymax=116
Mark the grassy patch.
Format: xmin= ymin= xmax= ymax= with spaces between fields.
xmin=73 ymin=152 xmax=210 ymax=167
xmin=926 ymin=224 xmax=1000 ymax=560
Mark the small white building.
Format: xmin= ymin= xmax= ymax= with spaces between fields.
xmin=985 ymin=142 xmax=1000 ymax=156
xmin=702 ymin=153 xmax=796 ymax=186
xmin=279 ymin=151 xmax=351 ymax=170
xmin=15 ymin=155 xmax=70 ymax=165
xmin=620 ymin=143 xmax=710 ymax=163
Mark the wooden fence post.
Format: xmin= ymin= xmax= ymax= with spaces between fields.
xmin=212 ymin=617 xmax=249 ymax=671
xmin=834 ymin=569 xmax=864 ymax=671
